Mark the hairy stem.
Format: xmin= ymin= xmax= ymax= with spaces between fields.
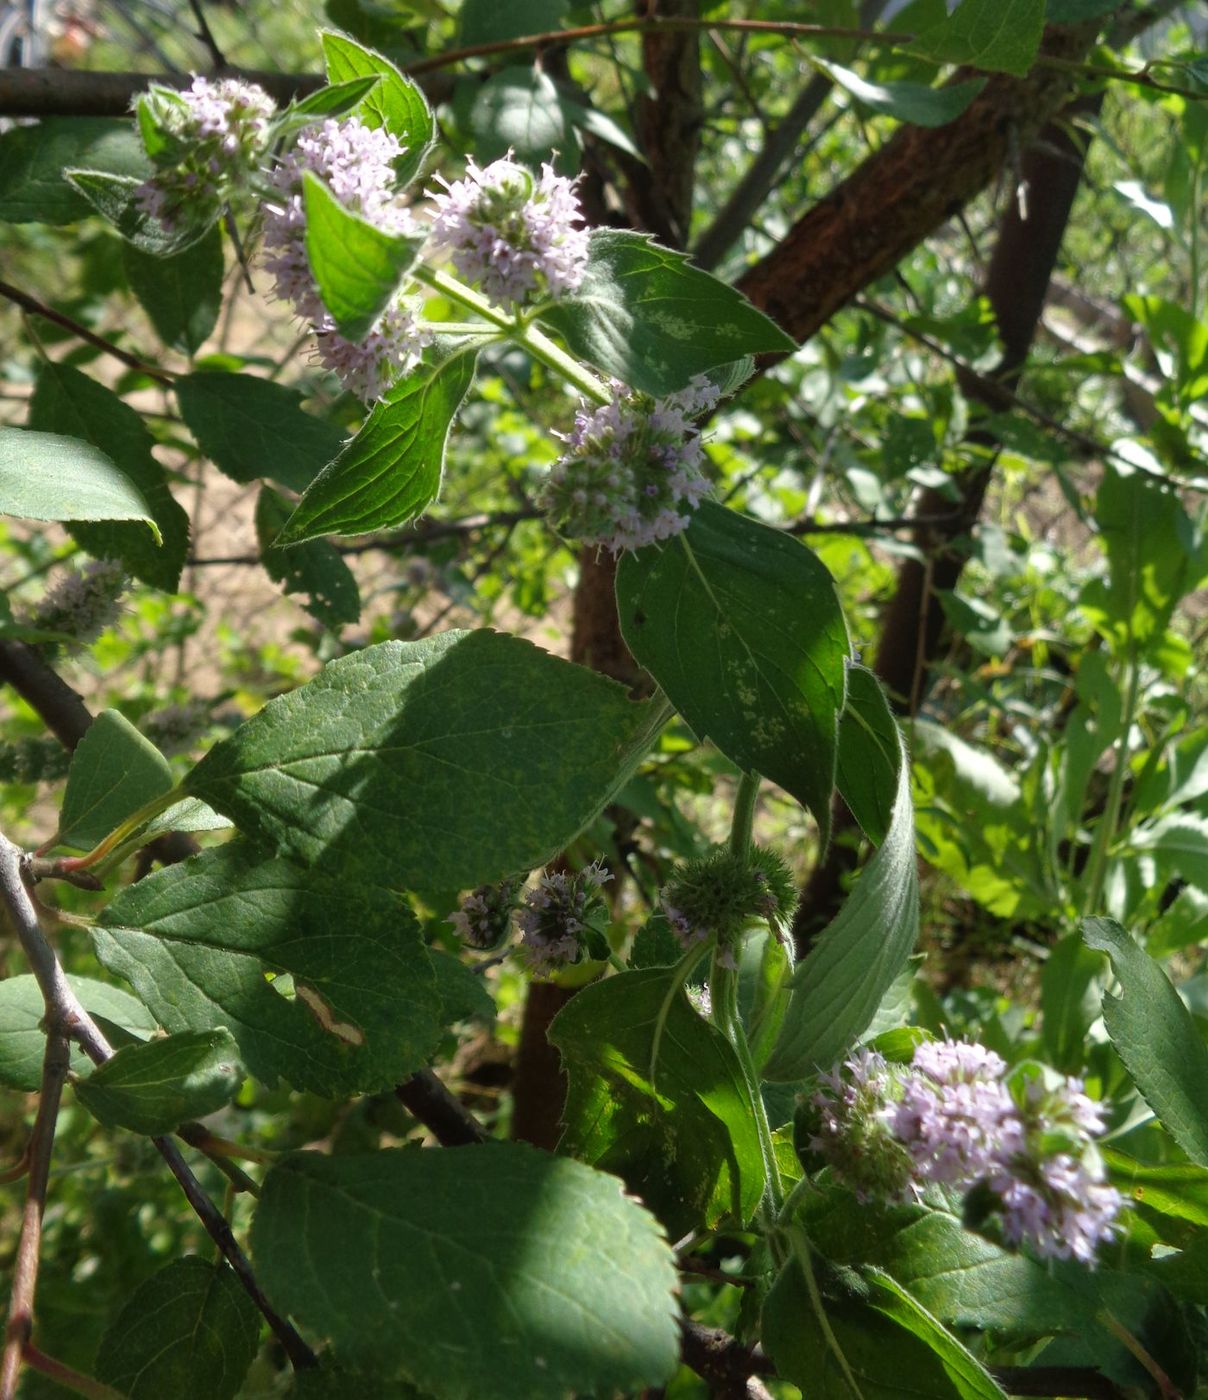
xmin=1081 ymin=652 xmax=1140 ymax=918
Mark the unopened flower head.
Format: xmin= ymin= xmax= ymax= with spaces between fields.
xmin=659 ymin=843 xmax=795 ymax=960
xmin=134 ymin=77 xmax=275 ymax=227
xmin=807 ymin=1049 xmax=916 ymax=1202
xmin=449 ymin=876 xmax=523 ymax=951
xmin=25 ymin=559 xmax=126 ymax=646
xmin=516 ymin=861 xmax=612 ymax=975
xmin=427 ymin=156 xmax=589 ymax=311
xmin=139 ymin=700 xmax=210 ymax=754
xmin=262 ymin=117 xmax=428 ymax=400
xmin=541 ymin=377 xmax=719 ymax=553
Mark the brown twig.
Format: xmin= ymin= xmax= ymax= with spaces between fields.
xmin=679 ymin=1319 xmax=775 ymax=1399
xmin=0 ymin=1032 xmax=70 ymax=1400
xmin=186 ymin=0 xmax=226 ymax=71
xmin=0 ymin=640 xmax=93 ymax=751
xmin=20 ymin=1346 xmax=125 ymax=1400
xmin=395 ymin=1068 xmax=489 ymax=1146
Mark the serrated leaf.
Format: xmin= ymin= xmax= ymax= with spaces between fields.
xmin=763 ymin=718 xmax=918 ymax=1081
xmin=836 ymin=663 xmax=900 ymax=845
xmin=95 ymin=1257 xmax=260 ymax=1400
xmin=814 ymin=58 xmax=985 ymax=127
xmin=320 ymin=30 xmax=433 ymax=186
xmin=65 ymin=168 xmax=216 ymax=255
xmin=0 ymin=118 xmax=148 ymax=224
xmin=256 ymin=486 xmax=361 ymax=628
xmin=0 ymin=974 xmax=156 ymax=1092
xmin=538 ymin=229 xmax=797 ymax=395
xmin=303 ymin=171 xmax=425 ymax=339
xmin=30 ymin=362 xmax=189 ymax=591
xmin=908 ymin=0 xmax=1045 ymax=77
xmin=57 ymin=709 xmax=174 ymax=851
xmin=75 ymin=1027 xmax=242 ymax=1134
xmin=175 ymin=371 xmax=346 ymax=494
xmin=123 ymin=225 xmax=224 ymax=354
xmin=184 ymin=629 xmax=663 ymax=889
xmin=277 ymin=351 xmax=476 ymax=543
xmin=1083 ymin=916 xmax=1208 ymax=1167
xmin=618 ymin=502 xmax=849 ymax=830
xmin=549 ymin=966 xmax=766 ymax=1235
xmin=1040 ymin=932 xmax=1103 ymax=1073
xmin=251 ymin=1144 xmax=679 ymax=1399
xmin=94 ymin=843 xmax=442 ymax=1096
xmin=275 ymin=74 xmax=383 ymax=136
xmin=0 ymin=428 xmax=155 ymax=531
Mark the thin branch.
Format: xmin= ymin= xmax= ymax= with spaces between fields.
xmin=186 ymin=0 xmax=226 ymax=70
xmin=679 ymin=1319 xmax=775 ymax=1399
xmin=0 ymin=640 xmax=93 ymax=750
xmin=0 ymin=280 xmax=172 ymax=386
xmin=0 ymin=1032 xmax=70 ymax=1400
xmin=20 ymin=1347 xmax=125 ymax=1400
xmin=395 ymin=1069 xmax=489 ymax=1146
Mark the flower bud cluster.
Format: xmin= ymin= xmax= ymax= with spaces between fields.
xmin=541 ymin=377 xmax=719 ymax=553
xmin=262 ymin=116 xmax=430 ymax=402
xmin=447 ymin=877 xmax=522 ymax=951
xmin=427 ymin=156 xmax=589 ymax=312
xmin=659 ymin=844 xmax=796 ymax=967
xmin=808 ymin=1039 xmax=1122 ymax=1264
xmin=24 ymin=559 xmax=126 ymax=646
xmin=134 ymin=77 xmax=276 ymax=227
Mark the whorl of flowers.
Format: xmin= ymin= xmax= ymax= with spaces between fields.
xmin=809 ymin=1039 xmax=1122 ymax=1265
xmin=262 ymin=117 xmax=429 ymax=402
xmin=659 ymin=844 xmax=796 ymax=967
xmin=516 ymin=862 xmax=613 ymax=975
xmin=448 ymin=877 xmax=523 ymax=952
xmin=427 ymin=156 xmax=589 ymax=311
xmin=541 ymin=377 xmax=720 ymax=553
xmin=134 ymin=77 xmax=275 ymax=227
xmin=24 ymin=559 xmax=126 ymax=646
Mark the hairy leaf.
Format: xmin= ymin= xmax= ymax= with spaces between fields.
xmin=320 ymin=31 xmax=433 ymax=186
xmin=0 ymin=428 xmax=154 ymax=532
xmin=65 ymin=169 xmax=216 ymax=255
xmin=75 ymin=1028 xmax=242 ymax=1134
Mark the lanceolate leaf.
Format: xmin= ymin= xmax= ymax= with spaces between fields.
xmin=256 ymin=486 xmax=361 ymax=628
xmin=0 ymin=429 xmax=155 ymax=532
xmin=538 ymin=229 xmax=797 ymax=395
xmin=250 ymin=1144 xmax=679 ymax=1399
xmin=277 ymin=351 xmax=477 ymax=544
xmin=184 ymin=629 xmax=664 ymax=889
xmin=618 ymin=502 xmax=849 ymax=831
xmin=836 ymin=663 xmax=900 ymax=845
xmin=549 ymin=966 xmax=766 ymax=1234
xmin=94 ymin=843 xmax=442 ymax=1096
xmin=763 ymin=718 xmax=918 ymax=1081
xmin=64 ymin=168 xmax=216 ymax=255
xmin=320 ymin=31 xmax=433 ymax=187
xmin=1083 ymin=916 xmax=1208 ymax=1167
xmin=908 ymin=0 xmax=1045 ymax=77
xmin=123 ymin=225 xmax=224 ymax=354
xmin=75 ymin=1027 xmax=242 ymax=1135
xmin=95 ymin=1258 xmax=260 ymax=1400
xmin=813 ymin=58 xmax=986 ymax=128
xmin=57 ymin=709 xmax=174 ymax=851
xmin=275 ymin=75 xmax=383 ymax=135
xmin=303 ymin=172 xmax=425 ymax=339
xmin=30 ymin=362 xmax=189 ymax=591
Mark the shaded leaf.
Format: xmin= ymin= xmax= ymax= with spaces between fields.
xmin=460 ymin=0 xmax=567 ymax=43
xmin=470 ymin=67 xmax=576 ymax=165
xmin=75 ymin=1028 xmax=242 ymax=1135
xmin=65 ymin=168 xmax=215 ymax=255
xmin=256 ymin=486 xmax=361 ymax=628
xmin=909 ymin=0 xmax=1045 ymax=77
xmin=836 ymin=663 xmax=900 ymax=845
xmin=123 ymin=225 xmax=224 ymax=354
xmin=0 ymin=118 xmax=147 ymax=224
xmin=58 ymin=709 xmax=174 ymax=851
xmin=814 ymin=58 xmax=985 ymax=127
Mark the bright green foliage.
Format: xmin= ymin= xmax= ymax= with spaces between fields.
xmin=256 ymin=487 xmax=362 ymax=629
xmin=75 ymin=1027 xmax=242 ymax=1134
xmin=250 ymin=1144 xmax=680 ymax=1399
xmin=0 ymin=117 xmax=147 ymax=223
xmin=184 ymin=630 xmax=663 ymax=888
xmin=122 ymin=226 xmax=224 ymax=354
xmin=57 ymin=709 xmax=174 ymax=851
xmin=0 ymin=428 xmax=154 ymax=531
xmin=550 ymin=966 xmax=767 ymax=1234
xmin=539 ymin=230 xmax=797 ymax=394
xmin=94 ymin=843 xmax=443 ymax=1095
xmin=94 ymin=1258 xmax=261 ymax=1400
xmin=909 ymin=0 xmax=1045 ymax=76
xmin=319 ymin=31 xmax=433 ymax=186
xmin=618 ymin=502 xmax=850 ymax=832
xmin=278 ymin=351 xmax=477 ymax=543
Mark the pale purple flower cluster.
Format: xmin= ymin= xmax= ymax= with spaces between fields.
xmin=24 ymin=559 xmax=126 ymax=645
xmin=448 ymin=877 xmax=521 ymax=951
xmin=811 ymin=1039 xmax=1123 ymax=1264
xmin=541 ymin=377 xmax=719 ymax=553
xmin=516 ymin=862 xmax=612 ymax=975
xmin=134 ymin=77 xmax=275 ymax=227
xmin=427 ymin=156 xmax=589 ymax=311
xmin=262 ymin=117 xmax=429 ymax=402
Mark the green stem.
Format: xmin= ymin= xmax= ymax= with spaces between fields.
xmin=59 ymin=785 xmax=183 ymax=872
xmin=789 ymin=1228 xmax=866 ymax=1400
xmin=1081 ymin=652 xmax=1140 ymax=918
xmin=729 ymin=770 xmax=759 ymax=862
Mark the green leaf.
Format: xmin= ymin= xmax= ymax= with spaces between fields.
xmin=538 ymin=229 xmax=797 ymax=396
xmin=430 ymin=949 xmax=496 ymax=1024
xmin=836 ymin=663 xmax=900 ymax=845
xmin=320 ymin=30 xmax=434 ymax=186
xmin=64 ymin=168 xmax=216 ymax=255
xmin=0 ymin=428 xmax=155 ymax=532
xmin=813 ymin=58 xmax=985 ymax=127
xmin=277 ymin=351 xmax=477 ymax=544
xmin=763 ymin=718 xmax=918 ymax=1081
xmin=0 ymin=118 xmax=148 ymax=225
xmin=303 ymin=171 xmax=425 ymax=339
xmin=618 ymin=502 xmax=849 ymax=830
xmin=184 ymin=629 xmax=664 ymax=889
xmin=95 ymin=1257 xmax=260 ymax=1400
xmin=251 ymin=1144 xmax=679 ymax=1399
xmin=908 ymin=0 xmax=1045 ymax=77
xmin=57 ymin=709 xmax=174 ymax=851
xmin=1046 ymin=0 xmax=1117 ymax=16
xmin=175 ymin=371 xmax=346 ymax=494
xmin=1083 ymin=916 xmax=1208 ymax=1167
xmin=460 ymin=0 xmax=567 ymax=43
xmin=275 ymin=74 xmax=384 ymax=136
xmin=30 ymin=362 xmax=189 ymax=591
xmin=256 ymin=486 xmax=361 ymax=628
xmin=1040 ymin=932 xmax=1103 ymax=1073
xmin=123 ymin=225 xmax=224 ymax=354
xmin=549 ymin=966 xmax=766 ymax=1235
xmin=470 ymin=67 xmax=576 ymax=165
xmin=0 ymin=974 xmax=156 ymax=1092
xmin=94 ymin=843 xmax=443 ymax=1096
xmin=75 ymin=1028 xmax=242 ymax=1135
